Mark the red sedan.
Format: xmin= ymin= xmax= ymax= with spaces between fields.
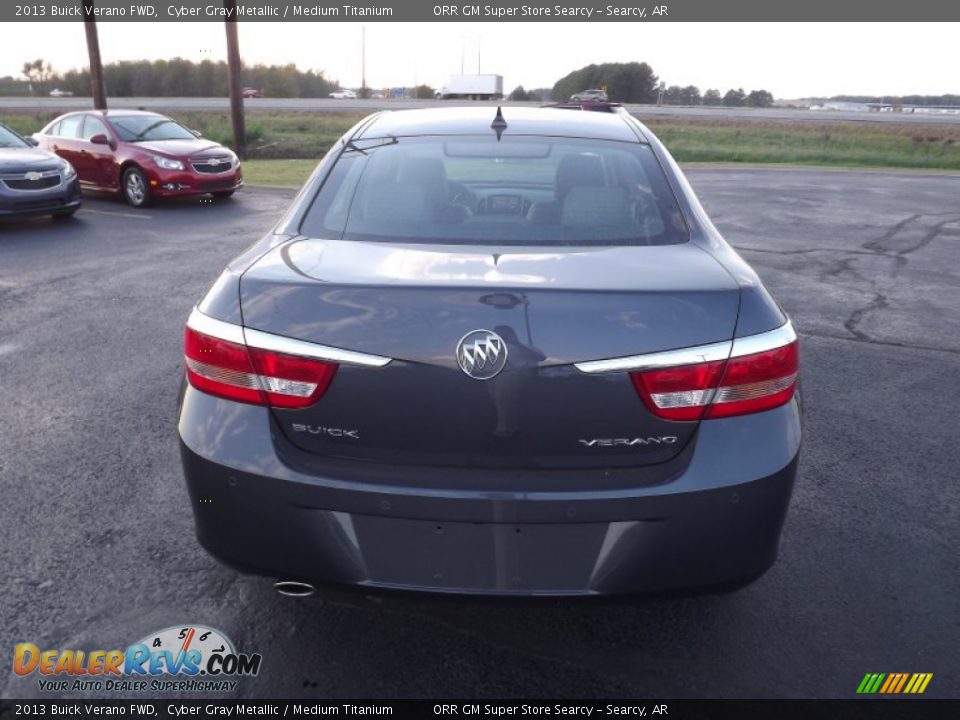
xmin=34 ymin=110 xmax=243 ymax=207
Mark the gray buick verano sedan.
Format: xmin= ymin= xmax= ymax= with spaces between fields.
xmin=178 ymin=106 xmax=801 ymax=596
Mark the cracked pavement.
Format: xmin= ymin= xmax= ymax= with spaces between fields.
xmin=1 ymin=170 xmax=958 ymax=699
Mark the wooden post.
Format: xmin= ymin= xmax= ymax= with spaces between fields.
xmin=82 ymin=0 xmax=107 ymax=109
xmin=223 ymin=0 xmax=246 ymax=160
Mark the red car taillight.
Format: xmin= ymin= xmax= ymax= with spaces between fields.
xmin=628 ymin=326 xmax=799 ymax=421
xmin=184 ymin=326 xmax=337 ymax=409
xmin=702 ymin=341 xmax=798 ymax=419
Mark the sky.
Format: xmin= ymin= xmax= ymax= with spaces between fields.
xmin=2 ymin=22 xmax=959 ymax=98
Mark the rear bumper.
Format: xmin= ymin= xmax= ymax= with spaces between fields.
xmin=179 ymin=386 xmax=801 ymax=596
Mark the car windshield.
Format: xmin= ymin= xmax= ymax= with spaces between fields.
xmin=300 ymin=135 xmax=689 ymax=247
xmin=108 ymin=115 xmax=196 ymax=142
xmin=0 ymin=125 xmax=29 ymax=148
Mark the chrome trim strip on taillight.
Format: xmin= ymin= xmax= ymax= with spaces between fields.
xmin=574 ymin=341 xmax=731 ymax=374
xmin=186 ymin=307 xmax=392 ymax=368
xmin=186 ymin=307 xmax=246 ymax=344
xmin=243 ymin=328 xmax=392 ymax=368
xmin=573 ymin=321 xmax=795 ymax=374
xmin=729 ymin=321 xmax=797 ymax=358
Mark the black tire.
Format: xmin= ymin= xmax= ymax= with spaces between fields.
xmin=52 ymin=209 xmax=77 ymax=220
xmin=211 ymin=191 xmax=235 ymax=199
xmin=122 ymin=167 xmax=152 ymax=207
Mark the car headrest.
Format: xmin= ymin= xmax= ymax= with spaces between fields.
xmin=397 ymin=157 xmax=448 ymax=204
xmin=560 ymin=185 xmax=631 ymax=228
xmin=555 ymin=153 xmax=606 ymax=200
xmin=358 ymin=181 xmax=428 ymax=229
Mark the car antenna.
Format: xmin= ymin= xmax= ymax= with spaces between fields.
xmin=491 ymin=106 xmax=507 ymax=141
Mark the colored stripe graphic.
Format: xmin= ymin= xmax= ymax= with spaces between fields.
xmin=906 ymin=673 xmax=934 ymax=694
xmin=886 ymin=673 xmax=906 ymax=693
xmin=879 ymin=674 xmax=896 ymax=693
xmin=893 ymin=673 xmax=910 ymax=693
xmin=857 ymin=673 xmax=886 ymax=694
xmin=857 ymin=672 xmax=933 ymax=694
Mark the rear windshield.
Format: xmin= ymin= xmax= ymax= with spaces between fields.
xmin=299 ymin=135 xmax=688 ymax=246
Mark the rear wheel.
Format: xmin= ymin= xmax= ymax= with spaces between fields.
xmin=122 ymin=167 xmax=152 ymax=207
xmin=212 ymin=191 xmax=235 ymax=199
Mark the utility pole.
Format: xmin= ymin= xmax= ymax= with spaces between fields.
xmin=361 ymin=26 xmax=367 ymax=98
xmin=223 ymin=0 xmax=246 ymax=160
xmin=82 ymin=0 xmax=107 ymax=109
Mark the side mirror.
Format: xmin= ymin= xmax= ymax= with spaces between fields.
xmin=90 ymin=134 xmax=111 ymax=146
xmin=26 ymin=136 xmax=39 ymax=147
xmin=190 ymin=129 xmax=202 ymax=138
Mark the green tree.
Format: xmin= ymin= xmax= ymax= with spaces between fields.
xmin=509 ymin=85 xmax=532 ymax=101
xmin=680 ymin=85 xmax=701 ymax=105
xmin=663 ymin=85 xmax=683 ymax=104
xmin=723 ymin=88 xmax=746 ymax=107
xmin=552 ymin=62 xmax=658 ymax=103
xmin=413 ymin=84 xmax=436 ymax=99
xmin=703 ymin=89 xmax=722 ymax=105
xmin=746 ymin=89 xmax=774 ymax=107
xmin=664 ymin=85 xmax=701 ymax=105
xmin=21 ymin=58 xmax=53 ymax=94
xmin=20 ymin=57 xmax=339 ymax=99
xmin=61 ymin=68 xmax=91 ymax=96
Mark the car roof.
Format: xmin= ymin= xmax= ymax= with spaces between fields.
xmin=357 ymin=106 xmax=643 ymax=143
xmin=53 ymin=109 xmax=164 ymax=119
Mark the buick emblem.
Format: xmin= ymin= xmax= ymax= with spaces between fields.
xmin=456 ymin=329 xmax=508 ymax=380
xmin=25 ymin=171 xmax=42 ymax=181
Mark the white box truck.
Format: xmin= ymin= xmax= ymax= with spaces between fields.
xmin=436 ymin=74 xmax=504 ymax=100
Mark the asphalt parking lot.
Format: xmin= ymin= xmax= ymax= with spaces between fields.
xmin=1 ymin=168 xmax=958 ymax=699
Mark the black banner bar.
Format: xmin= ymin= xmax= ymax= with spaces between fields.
xmin=4 ymin=0 xmax=960 ymax=22
xmin=1 ymin=700 xmax=959 ymax=720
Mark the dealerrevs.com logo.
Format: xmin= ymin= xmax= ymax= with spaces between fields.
xmin=13 ymin=624 xmax=262 ymax=693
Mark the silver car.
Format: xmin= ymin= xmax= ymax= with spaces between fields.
xmin=570 ymin=88 xmax=609 ymax=102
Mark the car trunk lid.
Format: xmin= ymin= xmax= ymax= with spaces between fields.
xmin=239 ymin=238 xmax=740 ymax=469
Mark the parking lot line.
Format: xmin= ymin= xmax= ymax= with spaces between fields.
xmin=78 ymin=208 xmax=153 ymax=220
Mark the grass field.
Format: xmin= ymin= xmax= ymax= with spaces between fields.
xmin=243 ymin=159 xmax=317 ymax=187
xmin=644 ymin=117 xmax=960 ymax=170
xmin=4 ymin=109 xmax=960 ymax=188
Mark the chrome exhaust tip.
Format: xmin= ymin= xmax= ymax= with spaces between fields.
xmin=273 ymin=580 xmax=315 ymax=598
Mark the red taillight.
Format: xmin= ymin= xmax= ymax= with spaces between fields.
xmin=184 ymin=326 xmax=337 ymax=409
xmin=247 ymin=345 xmax=337 ymax=409
xmin=631 ymin=338 xmax=799 ymax=421
xmin=705 ymin=341 xmax=798 ymax=419
xmin=184 ymin=326 xmax=264 ymax=405
xmin=630 ymin=360 xmax=726 ymax=422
